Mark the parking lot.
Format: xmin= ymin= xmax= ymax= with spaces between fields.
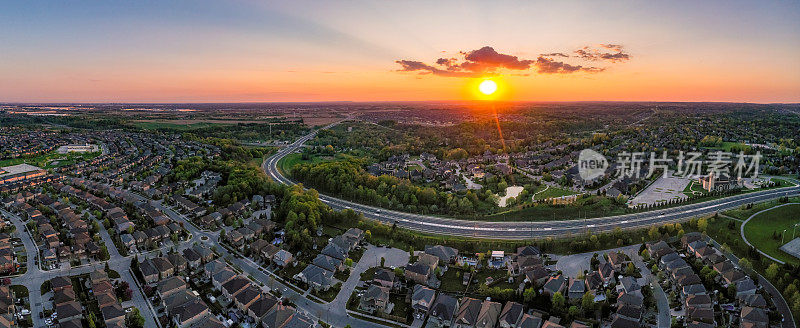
xmin=630 ymin=174 xmax=690 ymax=207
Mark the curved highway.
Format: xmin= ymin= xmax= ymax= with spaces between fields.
xmin=263 ymin=125 xmax=800 ymax=240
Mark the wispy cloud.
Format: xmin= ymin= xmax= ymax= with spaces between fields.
xmin=396 ymin=45 xmax=626 ymax=77
xmin=574 ymin=44 xmax=631 ymax=63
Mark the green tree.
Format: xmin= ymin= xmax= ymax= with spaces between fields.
xmin=697 ymin=218 xmax=708 ymax=232
xmin=523 ymin=287 xmax=536 ymax=303
xmin=739 ymin=258 xmax=753 ymax=271
xmin=568 ymin=305 xmax=580 ymax=319
xmin=87 ymin=312 xmax=97 ymax=328
xmin=625 ymin=262 xmax=636 ymax=276
xmin=99 ymin=246 xmax=110 ymax=261
xmin=765 ymin=263 xmax=780 ymax=280
xmin=792 ymin=297 xmax=800 ymax=319
xmin=125 ymin=308 xmax=145 ymax=328
xmin=552 ymin=292 xmax=566 ymax=313
xmin=581 ymin=291 xmax=595 ymax=314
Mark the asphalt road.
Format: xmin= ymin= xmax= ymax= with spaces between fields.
xmin=145 ymin=192 xmax=401 ymax=328
xmin=263 ymin=125 xmax=800 ymax=240
xmin=1 ymin=208 xmax=159 ymax=328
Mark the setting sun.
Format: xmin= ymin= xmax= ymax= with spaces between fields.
xmin=479 ymin=80 xmax=498 ymax=95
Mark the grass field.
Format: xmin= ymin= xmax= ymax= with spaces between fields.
xmin=277 ymin=153 xmax=328 ymax=175
xmin=682 ymin=180 xmax=708 ymax=196
xmin=132 ymin=121 xmax=233 ymax=130
xmin=486 ymin=195 xmax=627 ymax=222
xmin=439 ymin=268 xmax=467 ymax=293
xmin=701 ymin=141 xmax=751 ymax=152
xmin=742 ymin=203 xmax=800 ymax=265
xmin=0 ymin=150 xmax=101 ymax=169
xmin=533 ymin=186 xmax=576 ymax=201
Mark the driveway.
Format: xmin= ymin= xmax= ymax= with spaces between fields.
xmin=549 ymin=244 xmax=639 ymax=278
xmin=138 ymin=188 xmax=406 ymax=328
xmin=3 ymin=207 xmax=160 ymax=328
xmin=630 ymin=251 xmax=670 ymax=328
xmin=327 ymin=245 xmax=409 ymax=316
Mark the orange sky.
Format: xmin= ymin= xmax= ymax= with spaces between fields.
xmin=1 ymin=1 xmax=799 ymax=103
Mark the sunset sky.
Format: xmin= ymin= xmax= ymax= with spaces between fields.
xmin=1 ymin=1 xmax=799 ymax=103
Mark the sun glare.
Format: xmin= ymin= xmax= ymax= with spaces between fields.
xmin=479 ymin=79 xmax=498 ymax=95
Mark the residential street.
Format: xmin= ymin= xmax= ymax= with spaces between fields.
xmin=148 ymin=192 xmax=407 ymax=328
xmin=707 ymin=237 xmax=796 ymax=328
xmin=549 ymin=244 xmax=639 ymax=278
xmin=2 ymin=208 xmax=159 ymax=328
xmin=630 ymin=252 xmax=670 ymax=328
xmin=327 ymin=246 xmax=409 ymax=318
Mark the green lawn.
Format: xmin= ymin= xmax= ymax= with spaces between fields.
xmin=0 ymin=150 xmax=101 ymax=169
xmin=533 ymin=186 xmax=576 ymax=201
xmin=742 ymin=203 xmax=800 ymax=265
xmin=487 ymin=195 xmax=627 ymax=222
xmin=439 ymin=268 xmax=468 ymax=293
xmin=700 ymin=141 xmax=750 ymax=152
xmin=466 ymin=269 xmax=513 ymax=293
xmin=310 ymin=283 xmax=341 ymax=302
xmin=406 ymin=164 xmax=423 ymax=172
xmin=132 ymin=121 xmax=233 ymax=130
xmin=724 ymin=197 xmax=796 ymax=221
xmin=277 ymin=153 xmax=326 ymax=175
xmin=682 ymin=181 xmax=708 ymax=196
xmin=10 ymin=285 xmax=28 ymax=298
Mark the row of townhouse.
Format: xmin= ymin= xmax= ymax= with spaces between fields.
xmin=0 ymin=284 xmax=16 ymax=327
xmin=196 ymin=193 xmax=268 ymax=229
xmin=58 ymin=180 xmax=136 ymax=235
xmin=295 ymin=228 xmax=364 ymax=292
xmin=138 ymin=244 xmax=214 ymax=284
xmin=647 ymin=232 xmax=771 ymax=328
xmin=373 ymin=243 xmax=593 ymax=328
xmin=224 ymin=218 xmax=276 ymax=249
xmin=9 ymin=190 xmax=103 ymax=269
xmin=0 ymin=233 xmax=14 ymax=275
xmin=0 ymin=164 xmax=55 ymax=194
xmin=50 ymin=276 xmax=83 ymax=328
xmin=425 ymin=295 xmax=566 ymax=328
xmin=203 ymin=259 xmax=315 ymax=328
xmin=171 ymin=195 xmax=206 ymax=218
xmin=91 ymin=270 xmax=127 ymax=327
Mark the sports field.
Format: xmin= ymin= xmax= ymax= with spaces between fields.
xmin=742 ymin=203 xmax=800 ymax=265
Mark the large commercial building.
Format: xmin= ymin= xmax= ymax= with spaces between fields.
xmin=0 ymin=164 xmax=47 ymax=186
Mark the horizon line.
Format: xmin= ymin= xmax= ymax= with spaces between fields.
xmin=2 ymin=100 xmax=800 ymax=106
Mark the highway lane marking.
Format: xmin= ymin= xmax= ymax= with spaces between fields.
xmin=267 ymin=127 xmax=800 ymax=236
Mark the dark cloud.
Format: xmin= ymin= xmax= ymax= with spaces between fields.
xmin=600 ymin=52 xmax=630 ymax=61
xmin=600 ymin=44 xmax=624 ymax=51
xmin=534 ymin=57 xmax=603 ymax=74
xmin=462 ymin=46 xmax=534 ymax=70
xmin=575 ymin=44 xmax=630 ymax=63
xmin=395 ymin=45 xmax=625 ymax=78
xmin=540 ymin=52 xmax=570 ymax=58
xmin=435 ymin=58 xmax=452 ymax=66
xmin=396 ymin=46 xmax=535 ymax=77
xmin=395 ymin=60 xmax=471 ymax=77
